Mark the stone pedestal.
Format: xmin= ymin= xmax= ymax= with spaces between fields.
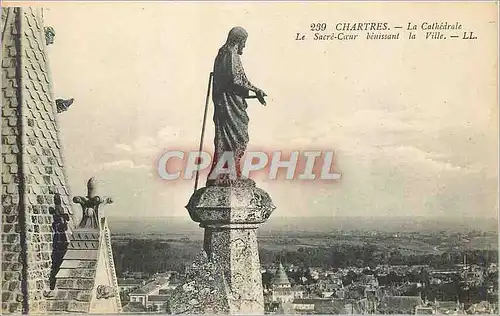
xmin=186 ymin=183 xmax=275 ymax=315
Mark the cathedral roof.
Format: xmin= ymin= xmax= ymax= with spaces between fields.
xmin=1 ymin=7 xmax=75 ymax=313
xmin=2 ymin=7 xmax=120 ymax=314
xmin=45 ymin=230 xmax=100 ymax=312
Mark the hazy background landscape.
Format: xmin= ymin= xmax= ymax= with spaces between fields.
xmin=108 ymin=216 xmax=498 ymax=237
xmin=109 ymin=216 xmax=498 ymax=276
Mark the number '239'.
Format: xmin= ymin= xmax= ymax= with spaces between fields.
xmin=310 ymin=23 xmax=327 ymax=31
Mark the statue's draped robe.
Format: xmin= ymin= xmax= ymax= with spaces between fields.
xmin=208 ymin=44 xmax=254 ymax=182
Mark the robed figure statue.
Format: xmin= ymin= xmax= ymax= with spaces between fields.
xmin=207 ymin=27 xmax=267 ymax=186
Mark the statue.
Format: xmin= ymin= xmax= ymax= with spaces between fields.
xmin=207 ymin=26 xmax=267 ymax=186
xmin=186 ymin=29 xmax=276 ymax=314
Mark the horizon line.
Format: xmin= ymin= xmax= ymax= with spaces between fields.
xmin=107 ymin=215 xmax=498 ymax=220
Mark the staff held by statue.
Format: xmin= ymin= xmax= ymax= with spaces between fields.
xmin=194 ymin=26 xmax=267 ymax=192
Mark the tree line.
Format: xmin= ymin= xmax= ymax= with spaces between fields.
xmin=259 ymin=246 xmax=498 ymax=269
xmin=112 ymin=238 xmax=498 ymax=277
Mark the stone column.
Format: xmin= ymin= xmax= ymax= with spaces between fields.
xmin=186 ymin=182 xmax=275 ymax=315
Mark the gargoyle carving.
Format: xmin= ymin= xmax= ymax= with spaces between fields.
xmin=56 ymin=98 xmax=74 ymax=113
xmin=44 ymin=26 xmax=55 ymax=45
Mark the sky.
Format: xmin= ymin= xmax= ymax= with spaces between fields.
xmin=31 ymin=2 xmax=498 ymax=219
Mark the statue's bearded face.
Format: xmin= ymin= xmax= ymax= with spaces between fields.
xmin=237 ymin=39 xmax=246 ymax=55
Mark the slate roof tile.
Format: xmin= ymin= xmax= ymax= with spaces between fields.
xmin=67 ymin=301 xmax=90 ymax=313
xmin=47 ymin=300 xmax=69 ymax=311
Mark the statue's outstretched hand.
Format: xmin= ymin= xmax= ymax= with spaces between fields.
xmin=256 ymin=89 xmax=267 ymax=106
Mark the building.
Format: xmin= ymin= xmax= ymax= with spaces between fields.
xmin=435 ymin=300 xmax=465 ymax=314
xmin=315 ymin=298 xmax=354 ymax=314
xmin=270 ymin=263 xmax=304 ymax=303
xmin=358 ymin=274 xmax=379 ymax=287
xmin=291 ymin=298 xmax=366 ymax=314
xmin=129 ymin=277 xmax=170 ymax=308
xmin=466 ymin=301 xmax=495 ymax=314
xmin=122 ymin=302 xmax=146 ymax=313
xmin=292 ymin=298 xmax=316 ymax=312
xmin=415 ymin=305 xmax=435 ymax=314
xmin=271 ymin=262 xmax=292 ymax=289
xmin=147 ymin=295 xmax=170 ymax=311
xmin=378 ymin=295 xmax=423 ymax=314
xmin=312 ymin=278 xmax=344 ymax=298
xmin=118 ymin=278 xmax=144 ymax=293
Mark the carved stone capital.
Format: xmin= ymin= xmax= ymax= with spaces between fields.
xmin=186 ymin=185 xmax=275 ymax=226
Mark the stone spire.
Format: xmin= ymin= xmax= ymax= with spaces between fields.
xmin=1 ymin=7 xmax=75 ymax=314
xmin=271 ymin=262 xmax=291 ymax=288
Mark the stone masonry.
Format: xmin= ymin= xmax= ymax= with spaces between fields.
xmin=1 ymin=7 xmax=76 ymax=314
xmin=181 ymin=182 xmax=276 ymax=314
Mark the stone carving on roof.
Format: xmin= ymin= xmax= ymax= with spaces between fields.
xmin=44 ymin=26 xmax=55 ymax=45
xmin=96 ymin=284 xmax=117 ymax=299
xmin=55 ymin=98 xmax=74 ymax=113
xmin=73 ymin=177 xmax=113 ymax=229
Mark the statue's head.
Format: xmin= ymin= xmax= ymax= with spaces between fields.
xmin=226 ymin=26 xmax=248 ymax=55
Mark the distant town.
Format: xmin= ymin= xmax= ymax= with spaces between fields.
xmin=113 ymin=227 xmax=498 ymax=314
